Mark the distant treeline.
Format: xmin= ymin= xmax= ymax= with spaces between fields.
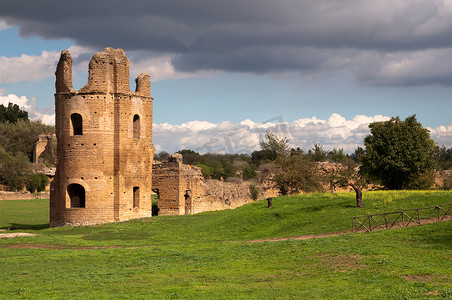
xmin=155 ymin=143 xmax=452 ymax=182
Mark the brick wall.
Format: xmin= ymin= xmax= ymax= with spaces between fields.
xmin=50 ymin=48 xmax=155 ymax=227
xmin=152 ymin=154 xmax=270 ymax=215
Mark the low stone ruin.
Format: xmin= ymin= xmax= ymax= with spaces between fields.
xmin=152 ymin=154 xmax=268 ymax=215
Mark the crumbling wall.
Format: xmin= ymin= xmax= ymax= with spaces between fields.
xmin=152 ymin=154 xmax=267 ymax=215
xmin=79 ymin=48 xmax=130 ymax=94
xmin=193 ymin=179 xmax=257 ymax=213
xmin=0 ymin=191 xmax=50 ymax=200
xmin=55 ymin=50 xmax=74 ymax=93
xmin=152 ymin=154 xmax=204 ymax=215
xmin=152 ymin=154 xmax=185 ymax=215
xmin=33 ymin=132 xmax=57 ymax=164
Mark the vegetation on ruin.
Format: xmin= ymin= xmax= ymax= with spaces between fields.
xmin=1 ymin=191 xmax=451 ymax=299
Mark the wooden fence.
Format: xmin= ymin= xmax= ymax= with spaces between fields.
xmin=352 ymin=202 xmax=452 ymax=233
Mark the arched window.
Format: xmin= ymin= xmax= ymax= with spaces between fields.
xmin=68 ymin=184 xmax=85 ymax=208
xmin=133 ymin=186 xmax=140 ymax=208
xmin=133 ymin=114 xmax=140 ymax=139
xmin=71 ymin=113 xmax=83 ymax=135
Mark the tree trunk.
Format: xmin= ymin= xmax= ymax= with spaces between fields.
xmin=355 ymin=189 xmax=363 ymax=208
xmin=348 ymin=183 xmax=363 ymax=208
xmin=267 ymin=197 xmax=273 ymax=208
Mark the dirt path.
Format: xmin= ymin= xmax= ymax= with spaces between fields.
xmin=247 ymin=215 xmax=452 ymax=243
xmin=0 ymin=243 xmax=155 ymax=250
xmin=247 ymin=231 xmax=350 ymax=243
xmin=1 ymin=216 xmax=450 ymax=248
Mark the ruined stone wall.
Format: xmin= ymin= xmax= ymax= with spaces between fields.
xmin=152 ymin=154 xmax=266 ymax=215
xmin=151 ymin=154 xmax=204 ymax=215
xmin=192 ymin=179 xmax=257 ymax=213
xmin=0 ymin=191 xmax=50 ymax=201
xmin=33 ymin=133 xmax=56 ymax=164
xmin=152 ymin=154 xmax=184 ymax=215
xmin=50 ymin=48 xmax=154 ymax=227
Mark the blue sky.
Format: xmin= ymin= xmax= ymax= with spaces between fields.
xmin=1 ymin=1 xmax=451 ymax=153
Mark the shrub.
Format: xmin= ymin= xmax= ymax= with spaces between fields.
xmin=197 ymin=164 xmax=213 ymax=179
xmin=249 ymin=184 xmax=259 ymax=201
xmin=273 ymin=153 xmax=324 ymax=195
xmin=243 ymin=165 xmax=257 ymax=180
xmin=26 ymin=173 xmax=49 ymax=193
xmin=0 ymin=152 xmax=30 ymax=191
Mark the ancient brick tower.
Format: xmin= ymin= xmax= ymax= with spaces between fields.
xmin=50 ymin=48 xmax=155 ymax=227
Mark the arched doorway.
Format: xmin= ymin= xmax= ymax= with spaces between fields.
xmin=67 ymin=184 xmax=85 ymax=208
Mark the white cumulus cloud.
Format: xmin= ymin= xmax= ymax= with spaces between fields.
xmin=0 ymin=51 xmax=60 ymax=83
xmin=153 ymin=113 xmax=397 ymax=154
xmin=427 ymin=125 xmax=452 ymax=148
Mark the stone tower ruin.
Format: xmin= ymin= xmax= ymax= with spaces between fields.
xmin=50 ymin=47 xmax=155 ymax=227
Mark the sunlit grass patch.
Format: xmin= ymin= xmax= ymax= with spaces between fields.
xmin=0 ymin=191 xmax=451 ymax=298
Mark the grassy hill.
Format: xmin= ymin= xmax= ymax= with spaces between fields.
xmin=0 ymin=191 xmax=451 ymax=298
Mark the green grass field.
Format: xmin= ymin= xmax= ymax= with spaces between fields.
xmin=0 ymin=191 xmax=451 ymax=299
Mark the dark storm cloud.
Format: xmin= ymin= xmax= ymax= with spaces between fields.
xmin=1 ymin=0 xmax=452 ymax=86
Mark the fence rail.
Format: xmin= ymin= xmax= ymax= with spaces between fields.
xmin=352 ymin=202 xmax=452 ymax=233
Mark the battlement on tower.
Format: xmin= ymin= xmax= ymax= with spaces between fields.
xmin=55 ymin=47 xmax=150 ymax=97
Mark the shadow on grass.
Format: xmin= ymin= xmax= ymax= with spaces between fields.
xmin=416 ymin=222 xmax=452 ymax=247
xmin=344 ymin=204 xmax=357 ymax=208
xmin=0 ymin=223 xmax=49 ymax=231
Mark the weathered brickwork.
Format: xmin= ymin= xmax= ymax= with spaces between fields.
xmin=50 ymin=48 xmax=155 ymax=227
xmin=33 ymin=132 xmax=56 ymax=164
xmin=0 ymin=191 xmax=50 ymax=201
xmin=152 ymin=154 xmax=265 ymax=215
xmin=151 ymin=154 xmax=203 ymax=215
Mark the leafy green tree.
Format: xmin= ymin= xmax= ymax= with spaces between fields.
xmin=196 ymin=164 xmax=212 ymax=178
xmin=0 ymin=119 xmax=53 ymax=160
xmin=258 ymin=131 xmax=290 ymax=161
xmin=26 ymin=173 xmax=49 ymax=193
xmin=273 ymin=153 xmax=323 ymax=195
xmin=0 ymin=152 xmax=31 ymax=191
xmin=309 ymin=143 xmax=328 ymax=162
xmin=177 ymin=149 xmax=202 ymax=165
xmin=351 ymin=146 xmax=365 ymax=163
xmin=154 ymin=151 xmax=169 ymax=161
xmin=361 ymin=115 xmax=436 ymax=190
xmin=434 ymin=145 xmax=452 ymax=170
xmin=0 ymin=103 xmax=29 ymax=123
xmin=329 ymin=148 xmax=345 ymax=162
xmin=242 ymin=165 xmax=257 ymax=180
xmin=324 ymin=159 xmax=367 ymax=208
xmin=251 ymin=149 xmax=275 ymax=165
xmin=0 ymin=147 xmax=12 ymax=163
